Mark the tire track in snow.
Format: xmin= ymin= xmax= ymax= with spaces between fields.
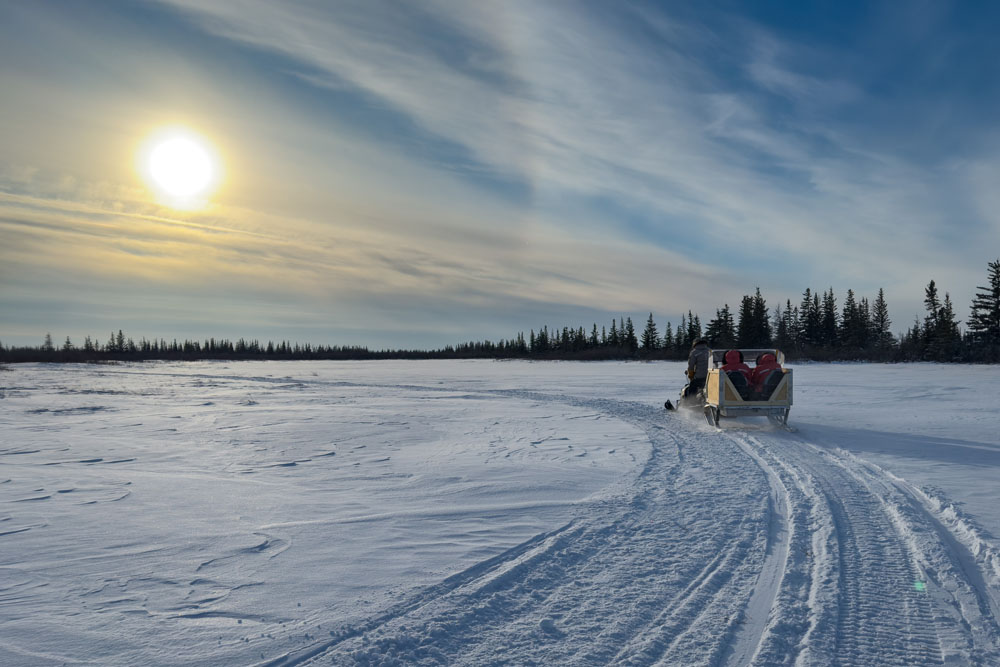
xmin=718 ymin=431 xmax=839 ymax=666
xmin=833 ymin=448 xmax=1000 ymax=663
xmin=822 ymin=464 xmax=942 ymax=665
xmin=260 ymin=396 xmax=774 ymax=666
xmin=843 ymin=452 xmax=1000 ymax=629
xmin=721 ymin=435 xmax=793 ymax=667
xmin=259 ymin=520 xmax=587 ymax=667
xmin=746 ymin=428 xmax=1000 ymax=666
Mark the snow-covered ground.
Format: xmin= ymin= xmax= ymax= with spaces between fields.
xmin=1 ymin=360 xmax=998 ymax=665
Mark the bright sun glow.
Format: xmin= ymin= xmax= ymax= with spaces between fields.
xmin=140 ymin=128 xmax=221 ymax=208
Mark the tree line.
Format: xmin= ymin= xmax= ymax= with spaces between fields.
xmin=3 ymin=260 xmax=999 ymax=364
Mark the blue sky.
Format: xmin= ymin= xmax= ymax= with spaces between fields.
xmin=2 ymin=1 xmax=998 ymax=348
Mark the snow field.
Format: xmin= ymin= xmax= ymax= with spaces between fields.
xmin=1 ymin=362 xmax=647 ymax=665
xmin=2 ymin=360 xmax=1000 ymax=665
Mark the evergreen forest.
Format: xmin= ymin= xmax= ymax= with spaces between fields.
xmin=4 ymin=260 xmax=999 ymax=364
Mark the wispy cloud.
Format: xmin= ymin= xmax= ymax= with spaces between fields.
xmin=0 ymin=162 xmax=731 ymax=346
xmin=154 ymin=1 xmax=987 ymax=290
xmin=2 ymin=1 xmax=995 ymax=344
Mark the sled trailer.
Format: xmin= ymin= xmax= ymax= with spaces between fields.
xmin=703 ymin=349 xmax=792 ymax=427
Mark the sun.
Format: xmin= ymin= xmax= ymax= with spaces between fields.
xmin=139 ymin=128 xmax=221 ymax=208
xmin=150 ymin=136 xmax=212 ymax=197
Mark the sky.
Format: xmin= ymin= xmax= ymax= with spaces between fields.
xmin=2 ymin=1 xmax=999 ymax=349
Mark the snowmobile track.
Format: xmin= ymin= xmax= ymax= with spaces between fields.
xmin=260 ymin=394 xmax=776 ymax=666
xmin=722 ymin=435 xmax=793 ymax=667
xmin=16 ymin=365 xmax=1000 ymax=666
xmin=735 ymin=429 xmax=1000 ymax=666
xmin=243 ymin=385 xmax=1000 ymax=666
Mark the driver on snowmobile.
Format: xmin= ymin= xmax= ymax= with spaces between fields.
xmin=683 ymin=339 xmax=710 ymax=399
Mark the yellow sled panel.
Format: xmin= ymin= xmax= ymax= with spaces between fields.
xmin=724 ymin=376 xmax=743 ymax=403
xmin=706 ymin=368 xmax=793 ymax=410
xmin=707 ymin=372 xmax=721 ymax=403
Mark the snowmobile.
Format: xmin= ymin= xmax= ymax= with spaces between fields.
xmin=666 ymin=349 xmax=793 ymax=428
xmin=664 ymin=369 xmax=706 ymax=412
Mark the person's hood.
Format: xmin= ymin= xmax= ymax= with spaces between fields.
xmin=724 ymin=350 xmax=742 ymax=365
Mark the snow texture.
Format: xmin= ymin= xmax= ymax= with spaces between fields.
xmin=1 ymin=360 xmax=999 ymax=665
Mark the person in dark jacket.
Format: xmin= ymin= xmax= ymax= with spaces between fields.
xmin=721 ymin=349 xmax=751 ymax=376
xmin=683 ymin=339 xmax=710 ymax=398
xmin=721 ymin=349 xmax=753 ymax=399
xmin=751 ymin=352 xmax=783 ymax=399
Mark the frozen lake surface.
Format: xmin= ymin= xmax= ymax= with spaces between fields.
xmin=2 ymin=360 xmax=999 ymax=665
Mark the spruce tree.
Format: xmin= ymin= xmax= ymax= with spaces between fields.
xmin=798 ymin=289 xmax=820 ymax=349
xmin=937 ymin=293 xmax=962 ymax=361
xmin=705 ymin=305 xmax=736 ymax=348
xmin=840 ymin=289 xmax=867 ymax=352
xmin=704 ymin=309 xmax=723 ymax=347
xmin=969 ymin=259 xmax=1000 ymax=357
xmin=923 ymin=280 xmax=940 ymax=333
xmin=780 ymin=300 xmax=799 ymax=352
xmin=752 ymin=288 xmax=771 ymax=347
xmin=820 ymin=289 xmax=838 ymax=347
xmin=919 ymin=281 xmax=961 ymax=361
xmin=871 ymin=288 xmax=894 ymax=353
xmin=641 ymin=313 xmax=659 ymax=351
xmin=737 ymin=289 xmax=771 ymax=348
xmin=624 ymin=317 xmax=639 ymax=352
xmin=811 ymin=293 xmax=821 ymax=344
xmin=686 ymin=311 xmax=701 ymax=346
xmin=736 ymin=295 xmax=754 ymax=347
xmin=860 ymin=297 xmax=872 ymax=348
xmin=724 ymin=305 xmax=737 ymax=346
xmin=773 ymin=305 xmax=793 ymax=352
xmin=922 ymin=280 xmax=941 ymax=360
xmin=899 ymin=318 xmax=922 ymax=361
